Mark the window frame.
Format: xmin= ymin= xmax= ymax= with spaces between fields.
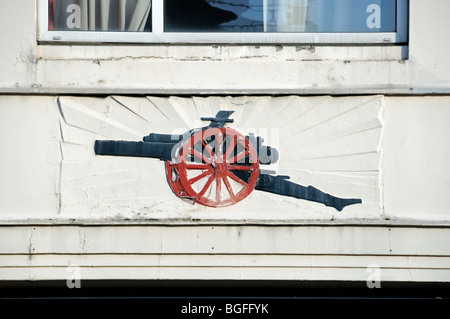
xmin=38 ymin=0 xmax=408 ymax=44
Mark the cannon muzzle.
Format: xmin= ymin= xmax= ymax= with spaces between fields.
xmin=94 ymin=140 xmax=176 ymax=161
xmin=143 ymin=133 xmax=183 ymax=143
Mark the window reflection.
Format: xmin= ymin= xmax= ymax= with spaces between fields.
xmin=49 ymin=0 xmax=397 ymax=33
xmin=164 ymin=0 xmax=396 ymax=33
xmin=164 ymin=0 xmax=263 ymax=32
xmin=49 ymin=0 xmax=152 ymax=32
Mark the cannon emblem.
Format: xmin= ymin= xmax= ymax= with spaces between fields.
xmin=94 ymin=111 xmax=362 ymax=211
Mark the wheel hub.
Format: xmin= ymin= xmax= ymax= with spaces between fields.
xmin=213 ymin=162 xmax=228 ymax=176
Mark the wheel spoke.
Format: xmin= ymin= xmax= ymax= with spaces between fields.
xmin=227 ymin=171 xmax=248 ymax=187
xmin=214 ymin=131 xmax=224 ymax=160
xmin=188 ymin=170 xmax=212 ymax=185
xmin=202 ymin=138 xmax=215 ymax=160
xmin=198 ymin=174 xmax=215 ymax=197
xmin=224 ymin=135 xmax=237 ymax=161
xmin=228 ymin=150 xmax=249 ymax=164
xmin=229 ymin=164 xmax=254 ymax=171
xmin=190 ymin=147 xmax=211 ymax=164
xmin=222 ymin=176 xmax=235 ymax=197
xmin=216 ymin=177 xmax=222 ymax=202
xmin=185 ymin=163 xmax=211 ymax=170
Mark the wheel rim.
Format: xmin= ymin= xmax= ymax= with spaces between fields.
xmin=166 ymin=127 xmax=260 ymax=207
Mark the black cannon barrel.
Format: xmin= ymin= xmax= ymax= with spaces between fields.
xmin=94 ymin=140 xmax=176 ymax=161
xmin=96 ymin=130 xmax=280 ymax=165
xmin=143 ymin=133 xmax=184 ymax=143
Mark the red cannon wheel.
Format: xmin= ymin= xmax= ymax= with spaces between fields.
xmin=165 ymin=127 xmax=260 ymax=207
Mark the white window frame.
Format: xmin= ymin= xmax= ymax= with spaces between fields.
xmin=38 ymin=0 xmax=408 ymax=44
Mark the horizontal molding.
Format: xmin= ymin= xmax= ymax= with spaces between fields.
xmin=1 ymin=265 xmax=449 ymax=282
xmin=2 ymin=254 xmax=450 ymax=269
xmin=2 ymin=225 xmax=450 ymax=256
xmin=3 ymin=86 xmax=450 ymax=96
xmin=2 ymin=226 xmax=450 ymax=282
xmin=1 ymin=217 xmax=450 ymax=227
xmin=37 ymin=45 xmax=405 ymax=62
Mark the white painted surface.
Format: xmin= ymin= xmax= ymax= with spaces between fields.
xmin=0 ymin=94 xmax=449 ymax=226
xmin=0 ymin=1 xmax=450 ymax=94
xmin=54 ymin=95 xmax=382 ymax=220
xmin=1 ymin=226 xmax=449 ymax=282
xmin=1 ymin=1 xmax=450 ymax=284
xmin=382 ymin=97 xmax=450 ymax=221
xmin=0 ymin=96 xmax=60 ymax=216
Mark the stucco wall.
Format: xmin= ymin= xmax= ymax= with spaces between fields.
xmin=1 ymin=1 xmax=450 ymax=284
xmin=0 ymin=94 xmax=449 ymax=282
xmin=1 ymin=94 xmax=449 ymax=225
xmin=1 ymin=1 xmax=450 ymax=95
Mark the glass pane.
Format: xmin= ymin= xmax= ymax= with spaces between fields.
xmin=165 ymin=0 xmax=264 ymax=32
xmin=164 ymin=0 xmax=396 ymax=33
xmin=49 ymin=0 xmax=152 ymax=32
xmin=302 ymin=0 xmax=396 ymax=32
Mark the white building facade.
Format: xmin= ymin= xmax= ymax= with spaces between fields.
xmin=1 ymin=0 xmax=450 ymax=289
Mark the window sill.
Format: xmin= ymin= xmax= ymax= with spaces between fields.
xmin=37 ymin=43 xmax=407 ymax=62
xmin=15 ymin=43 xmax=450 ymax=96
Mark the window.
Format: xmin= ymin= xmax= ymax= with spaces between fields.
xmin=40 ymin=0 xmax=408 ymax=44
xmin=48 ymin=0 xmax=152 ymax=32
